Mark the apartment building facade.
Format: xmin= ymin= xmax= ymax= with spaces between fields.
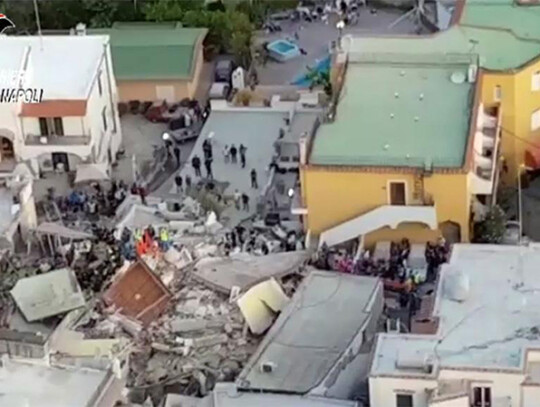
xmin=299 ymin=52 xmax=501 ymax=247
xmin=0 ymin=35 xmax=122 ymax=176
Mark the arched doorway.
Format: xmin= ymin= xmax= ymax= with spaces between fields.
xmin=0 ymin=137 xmax=14 ymax=160
xmin=439 ymin=221 xmax=462 ymax=243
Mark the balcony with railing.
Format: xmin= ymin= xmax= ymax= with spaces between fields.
xmin=470 ymin=103 xmax=502 ymax=195
xmin=24 ymin=134 xmax=91 ymax=146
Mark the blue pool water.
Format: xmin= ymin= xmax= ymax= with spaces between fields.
xmin=267 ymin=39 xmax=300 ymax=62
xmin=272 ymin=40 xmax=296 ymax=53
xmin=291 ymin=55 xmax=331 ymax=87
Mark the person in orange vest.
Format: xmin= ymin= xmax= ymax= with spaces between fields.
xmin=136 ymin=239 xmax=146 ymax=257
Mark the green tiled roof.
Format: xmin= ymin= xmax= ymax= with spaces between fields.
xmin=461 ymin=0 xmax=540 ymax=41
xmin=458 ymin=0 xmax=540 ymax=69
xmin=90 ymin=23 xmax=207 ymax=80
xmin=349 ymin=0 xmax=540 ymax=71
xmin=310 ymin=58 xmax=474 ymax=168
xmin=351 ymin=25 xmax=540 ymax=71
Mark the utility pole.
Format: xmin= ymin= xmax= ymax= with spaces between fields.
xmin=33 ymin=0 xmax=43 ymax=50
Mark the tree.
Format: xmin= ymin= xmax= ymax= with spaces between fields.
xmin=306 ymin=67 xmax=332 ymax=96
xmin=143 ymin=0 xmax=204 ymax=22
xmin=473 ymin=205 xmax=506 ymax=244
xmin=83 ymin=0 xmax=118 ymax=28
xmin=227 ymin=11 xmax=252 ymax=67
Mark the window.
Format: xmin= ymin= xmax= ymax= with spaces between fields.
xmin=389 ymin=181 xmax=406 ymax=205
xmin=532 ymin=109 xmax=540 ymax=131
xmin=97 ymin=71 xmax=103 ymax=97
xmin=396 ymin=394 xmax=413 ymax=407
xmin=532 ymin=71 xmax=540 ymax=91
xmin=494 ymin=85 xmax=502 ymax=102
xmin=472 ymin=386 xmax=491 ymax=407
xmin=39 ymin=117 xmax=64 ymax=136
xmin=101 ymin=107 xmax=107 ymax=132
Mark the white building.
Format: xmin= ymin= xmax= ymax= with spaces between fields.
xmin=0 ymin=34 xmax=121 ymax=175
xmin=369 ymin=244 xmax=540 ymax=407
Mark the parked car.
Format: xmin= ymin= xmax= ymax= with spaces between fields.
xmin=145 ymin=101 xmax=184 ymax=123
xmin=214 ymin=59 xmax=235 ymax=83
xmin=171 ymin=128 xmax=198 ymax=144
xmin=208 ymin=82 xmax=231 ymax=100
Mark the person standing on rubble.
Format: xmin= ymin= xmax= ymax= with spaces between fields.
xmin=250 ymin=168 xmax=258 ymax=189
xmin=159 ymin=227 xmax=170 ymax=251
xmin=204 ymin=157 xmax=213 ymax=179
xmin=241 ymin=192 xmax=249 ymax=211
xmin=192 ymin=155 xmax=202 ymax=177
xmin=230 ymin=144 xmax=238 ymax=164
xmin=239 ymin=144 xmax=247 ymax=168
xmin=174 ymin=173 xmax=183 ymax=194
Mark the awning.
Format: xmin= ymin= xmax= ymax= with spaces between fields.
xmin=74 ymin=163 xmax=110 ymax=184
xmin=35 ymin=222 xmax=95 ymax=240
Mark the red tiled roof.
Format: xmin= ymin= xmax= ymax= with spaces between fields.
xmin=20 ymin=100 xmax=87 ymax=117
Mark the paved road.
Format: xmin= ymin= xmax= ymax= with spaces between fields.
xmin=256 ymin=8 xmax=422 ymax=85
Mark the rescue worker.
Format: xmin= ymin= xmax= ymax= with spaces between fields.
xmin=160 ymin=227 xmax=170 ymax=251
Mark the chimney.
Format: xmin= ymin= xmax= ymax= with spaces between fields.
xmin=75 ymin=23 xmax=87 ymax=36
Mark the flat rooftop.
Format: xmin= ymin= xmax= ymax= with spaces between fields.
xmin=238 ymin=271 xmax=380 ymax=393
xmin=0 ymin=360 xmax=107 ymax=407
xmin=0 ymin=36 xmax=108 ymax=99
xmin=371 ymin=244 xmax=540 ymax=377
xmin=311 ymin=55 xmax=474 ymax=168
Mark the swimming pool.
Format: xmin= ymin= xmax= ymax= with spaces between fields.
xmin=291 ymin=55 xmax=331 ymax=87
xmin=267 ymin=39 xmax=301 ymax=62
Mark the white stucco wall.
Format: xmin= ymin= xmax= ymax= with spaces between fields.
xmin=523 ymin=385 xmax=540 ymax=407
xmin=369 ymin=376 xmax=437 ymax=407
xmin=370 ymin=368 xmax=526 ymax=407
xmin=439 ymin=369 xmax=524 ymax=406
xmin=430 ymin=396 xmax=468 ymax=407
xmin=0 ymin=39 xmax=122 ymax=171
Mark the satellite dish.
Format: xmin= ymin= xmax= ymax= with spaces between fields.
xmin=450 ymin=71 xmax=466 ymax=84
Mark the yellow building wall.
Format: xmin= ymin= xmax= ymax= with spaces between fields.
xmin=481 ymin=61 xmax=540 ymax=183
xmin=302 ymin=167 xmax=471 ymax=243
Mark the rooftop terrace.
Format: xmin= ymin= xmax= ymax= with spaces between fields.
xmin=371 ymin=244 xmax=540 ymax=378
xmin=310 ymin=55 xmax=474 ymax=168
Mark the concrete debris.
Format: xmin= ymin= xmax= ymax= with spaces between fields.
xmin=109 ymin=313 xmax=143 ymax=338
xmin=170 ymin=319 xmax=210 ymax=333
xmin=192 ymin=251 xmax=308 ymax=293
xmin=192 ymin=334 xmax=228 ymax=349
xmin=237 ymin=278 xmax=290 ymax=335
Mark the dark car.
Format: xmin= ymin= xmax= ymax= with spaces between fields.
xmin=214 ymin=59 xmax=235 ymax=83
xmin=145 ymin=101 xmax=184 ymax=123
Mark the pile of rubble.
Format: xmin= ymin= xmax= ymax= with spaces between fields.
xmin=128 ymin=273 xmax=261 ymax=396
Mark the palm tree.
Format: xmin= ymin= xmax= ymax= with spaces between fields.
xmin=306 ymin=67 xmax=332 ymax=96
